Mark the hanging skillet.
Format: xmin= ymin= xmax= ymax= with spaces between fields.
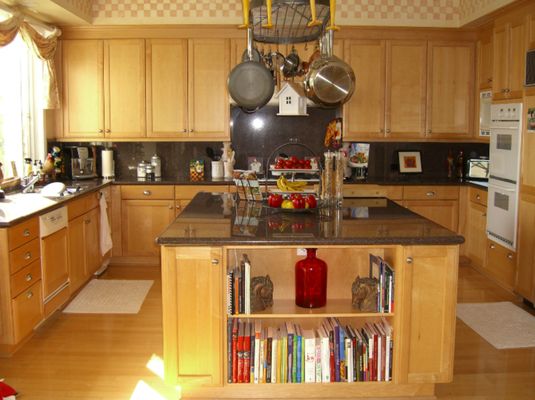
xmin=304 ymin=0 xmax=355 ymax=108
xmin=228 ymin=27 xmax=275 ymax=112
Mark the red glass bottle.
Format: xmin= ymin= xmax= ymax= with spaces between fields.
xmin=295 ymin=248 xmax=327 ymax=308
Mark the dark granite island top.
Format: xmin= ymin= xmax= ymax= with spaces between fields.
xmin=157 ymin=192 xmax=464 ymax=246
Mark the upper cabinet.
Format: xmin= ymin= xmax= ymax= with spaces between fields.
xmin=426 ymin=41 xmax=474 ymax=139
xmin=344 ymin=39 xmax=386 ymax=139
xmin=385 ymin=40 xmax=427 ymax=139
xmin=62 ymin=37 xmax=229 ymax=141
xmin=492 ymin=18 xmax=526 ymax=100
xmin=477 ymin=31 xmax=493 ymax=90
xmin=62 ymin=39 xmax=146 ymax=139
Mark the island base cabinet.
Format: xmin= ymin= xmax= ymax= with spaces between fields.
xmin=399 ymin=246 xmax=458 ymax=384
xmin=161 ymin=247 xmax=223 ymax=386
xmin=161 ymin=244 xmax=459 ymax=399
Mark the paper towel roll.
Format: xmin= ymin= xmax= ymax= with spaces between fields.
xmin=101 ymin=149 xmax=115 ymax=178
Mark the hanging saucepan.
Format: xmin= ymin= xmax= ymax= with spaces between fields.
xmin=303 ymin=30 xmax=355 ymax=108
xmin=228 ymin=27 xmax=275 ymax=112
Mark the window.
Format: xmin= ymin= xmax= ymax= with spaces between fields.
xmin=0 ymin=34 xmax=46 ymax=178
xmin=285 ymin=96 xmax=292 ymax=105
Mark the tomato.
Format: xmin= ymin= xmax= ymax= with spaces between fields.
xmin=305 ymin=194 xmax=317 ymax=209
xmin=268 ymin=193 xmax=283 ymax=208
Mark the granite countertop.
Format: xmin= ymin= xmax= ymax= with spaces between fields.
xmin=157 ymin=192 xmax=465 ymax=247
xmin=0 ymin=180 xmax=111 ymax=227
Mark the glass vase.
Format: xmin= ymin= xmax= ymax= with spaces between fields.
xmin=295 ymin=248 xmax=327 ymax=308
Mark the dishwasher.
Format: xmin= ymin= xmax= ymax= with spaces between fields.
xmin=40 ymin=206 xmax=70 ymax=312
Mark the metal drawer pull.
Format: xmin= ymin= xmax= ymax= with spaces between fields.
xmin=406 ymin=257 xmax=413 ymax=264
xmin=490 ymin=243 xmax=495 ymax=249
xmin=25 ymin=273 xmax=33 ymax=282
xmin=211 ymin=259 xmax=220 ymax=265
xmin=24 ymin=252 xmax=32 ymax=260
xmin=84 ymin=219 xmax=91 ymax=225
xmin=27 ymin=291 xmax=33 ymax=299
xmin=426 ymin=191 xmax=436 ymax=197
xmin=507 ymin=253 xmax=513 ymax=260
xmin=143 ymin=190 xmax=152 ymax=196
xmin=23 ymin=229 xmax=30 ymax=237
xmin=476 ymin=194 xmax=481 ymax=200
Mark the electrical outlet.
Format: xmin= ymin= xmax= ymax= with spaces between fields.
xmin=297 ymin=248 xmax=307 ymax=256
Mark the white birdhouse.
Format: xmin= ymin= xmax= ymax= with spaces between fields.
xmin=276 ymin=82 xmax=308 ymax=116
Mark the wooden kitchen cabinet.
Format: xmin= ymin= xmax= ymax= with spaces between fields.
xmin=0 ymin=217 xmax=43 ymax=355
xmin=62 ymin=39 xmax=146 ymax=139
xmin=486 ymin=239 xmax=516 ymax=291
xmin=344 ymin=39 xmax=386 ymax=139
xmin=492 ymin=19 xmax=526 ymax=100
xmin=402 ymin=186 xmax=459 ymax=231
xmin=121 ymin=185 xmax=175 ymax=257
xmin=69 ymin=208 xmax=100 ymax=294
xmin=385 ymin=41 xmax=427 ymax=139
xmin=41 ymin=227 xmax=70 ymax=316
xmin=477 ymin=30 xmax=493 ymax=90
xmin=465 ymin=187 xmax=488 ymax=269
xmin=161 ymin=246 xmax=223 ymax=386
xmin=426 ymin=41 xmax=474 ymax=138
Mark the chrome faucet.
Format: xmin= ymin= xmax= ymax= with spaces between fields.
xmin=21 ymin=171 xmax=41 ymax=193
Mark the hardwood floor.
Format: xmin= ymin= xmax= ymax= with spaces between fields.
xmin=1 ymin=263 xmax=534 ymax=399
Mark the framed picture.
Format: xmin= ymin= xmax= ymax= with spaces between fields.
xmin=398 ymin=151 xmax=422 ymax=173
xmin=247 ymin=157 xmax=264 ymax=174
xmin=527 ymin=107 xmax=535 ymax=133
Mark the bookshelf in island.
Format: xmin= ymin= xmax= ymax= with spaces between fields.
xmin=158 ymin=193 xmax=463 ymax=399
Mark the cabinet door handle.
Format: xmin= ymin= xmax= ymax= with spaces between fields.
xmin=380 ymin=128 xmax=384 ymax=133
xmin=487 ymin=78 xmax=492 ymax=83
xmin=490 ymin=243 xmax=495 ymax=249
xmin=482 ymin=213 xmax=487 ymax=217
xmin=84 ymin=219 xmax=91 ymax=225
xmin=190 ymin=128 xmax=194 ymax=133
xmin=176 ymin=205 xmax=181 ymax=210
xmin=385 ymin=129 xmax=391 ymax=134
xmin=476 ymin=194 xmax=481 ymax=200
xmin=26 ymin=291 xmax=33 ymax=299
xmin=211 ymin=258 xmax=220 ymax=265
xmin=426 ymin=191 xmax=436 ymax=197
xmin=182 ymin=129 xmax=187 ymax=133
xmin=24 ymin=252 xmax=32 ymax=260
xmin=168 ymin=205 xmax=173 ymax=209
xmin=23 ymin=229 xmax=30 ymax=237
xmin=25 ymin=273 xmax=33 ymax=282
xmin=427 ymin=129 xmax=432 ymax=134
xmin=406 ymin=257 xmax=413 ymax=264
xmin=507 ymin=253 xmax=513 ymax=260
xmin=105 ymin=129 xmax=111 ymax=133
xmin=143 ymin=190 xmax=152 ymax=196
xmin=98 ymin=129 xmax=103 ymax=133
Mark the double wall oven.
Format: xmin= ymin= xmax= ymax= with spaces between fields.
xmin=486 ymin=103 xmax=523 ymax=250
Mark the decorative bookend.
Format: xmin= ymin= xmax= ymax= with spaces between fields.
xmin=250 ymin=274 xmax=273 ymax=312
xmin=351 ymin=276 xmax=378 ymax=312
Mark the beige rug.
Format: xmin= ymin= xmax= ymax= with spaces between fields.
xmin=63 ymin=279 xmax=153 ymax=314
xmin=457 ymin=302 xmax=535 ymax=349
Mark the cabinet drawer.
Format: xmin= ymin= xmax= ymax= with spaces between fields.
xmin=486 ymin=239 xmax=516 ymax=289
xmin=12 ymin=280 xmax=43 ymax=343
xmin=343 ymin=185 xmax=403 ymax=200
xmin=469 ymin=187 xmax=487 ymax=207
xmin=9 ymin=238 xmax=40 ymax=274
xmin=403 ymin=186 xmax=459 ymax=200
xmin=68 ymin=192 xmax=99 ymax=220
xmin=175 ymin=185 xmax=229 ymax=200
xmin=122 ymin=185 xmax=174 ymax=200
xmin=10 ymin=259 xmax=41 ymax=298
xmin=8 ymin=217 xmax=39 ymax=250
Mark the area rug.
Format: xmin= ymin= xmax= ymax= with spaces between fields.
xmin=63 ymin=279 xmax=153 ymax=314
xmin=457 ymin=302 xmax=535 ymax=349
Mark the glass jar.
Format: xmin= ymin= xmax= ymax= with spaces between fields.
xmin=137 ymin=161 xmax=147 ymax=178
xmin=145 ymin=163 xmax=155 ymax=181
xmin=295 ymin=248 xmax=327 ymax=308
xmin=151 ymin=154 xmax=161 ymax=178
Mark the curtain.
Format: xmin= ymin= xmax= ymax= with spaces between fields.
xmin=0 ymin=12 xmax=61 ymax=109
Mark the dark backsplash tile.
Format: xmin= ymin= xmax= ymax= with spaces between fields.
xmin=49 ymin=105 xmax=489 ymax=181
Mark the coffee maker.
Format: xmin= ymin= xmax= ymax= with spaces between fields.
xmin=65 ymin=146 xmax=97 ymax=180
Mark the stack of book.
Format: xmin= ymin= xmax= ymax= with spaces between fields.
xmin=226 ymin=317 xmax=393 ymax=384
xmin=227 ymin=255 xmax=252 ymax=315
xmin=369 ymin=254 xmax=395 ymax=313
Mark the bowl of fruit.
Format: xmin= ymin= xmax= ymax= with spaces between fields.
xmin=266 ymin=192 xmax=318 ymax=212
xmin=270 ymin=156 xmax=318 ymax=175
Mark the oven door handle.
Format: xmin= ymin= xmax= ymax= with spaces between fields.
xmin=489 ymin=183 xmax=516 ymax=193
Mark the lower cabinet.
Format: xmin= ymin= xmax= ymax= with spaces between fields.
xmin=0 ymin=217 xmax=43 ymax=355
xmin=486 ymin=239 xmax=516 ymax=291
xmin=464 ymin=187 xmax=488 ymax=269
xmin=402 ymin=186 xmax=459 ymax=231
xmin=41 ymin=226 xmax=70 ymax=316
xmin=161 ymin=244 xmax=458 ymax=398
xmin=515 ymin=192 xmax=535 ymax=302
xmin=68 ymin=207 xmax=100 ymax=294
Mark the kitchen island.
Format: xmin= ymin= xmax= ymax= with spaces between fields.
xmin=157 ymin=192 xmax=463 ymax=399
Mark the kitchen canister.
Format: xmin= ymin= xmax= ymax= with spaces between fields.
xmin=137 ymin=161 xmax=147 ymax=179
xmin=151 ymin=154 xmax=161 ymax=178
xmin=211 ymin=160 xmax=224 ymax=179
xmin=223 ymin=160 xmax=234 ymax=179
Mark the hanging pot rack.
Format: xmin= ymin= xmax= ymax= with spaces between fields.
xmin=248 ymin=0 xmax=331 ymax=44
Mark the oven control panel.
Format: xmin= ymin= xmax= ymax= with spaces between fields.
xmin=491 ymin=103 xmax=522 ymax=122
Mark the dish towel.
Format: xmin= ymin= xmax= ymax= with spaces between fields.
xmin=99 ymin=192 xmax=113 ymax=256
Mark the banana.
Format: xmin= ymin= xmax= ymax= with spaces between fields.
xmin=276 ymin=175 xmax=307 ymax=191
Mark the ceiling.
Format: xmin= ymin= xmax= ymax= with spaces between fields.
xmin=0 ymin=0 xmax=519 ymax=28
